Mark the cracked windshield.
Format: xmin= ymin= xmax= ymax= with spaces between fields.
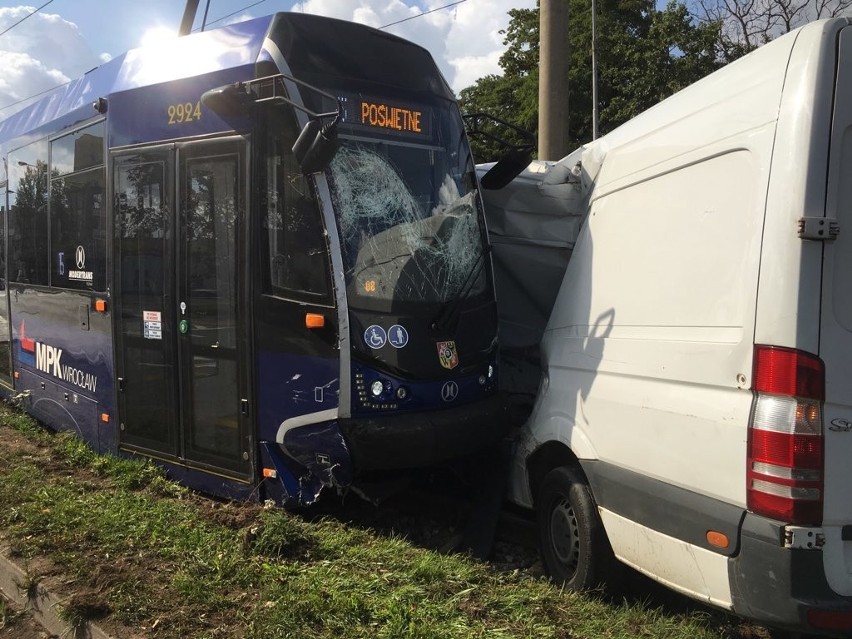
xmin=328 ymin=97 xmax=486 ymax=308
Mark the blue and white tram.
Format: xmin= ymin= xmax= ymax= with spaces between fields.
xmin=0 ymin=12 xmax=508 ymax=504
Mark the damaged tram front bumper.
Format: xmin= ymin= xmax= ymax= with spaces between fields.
xmin=339 ymin=392 xmax=512 ymax=471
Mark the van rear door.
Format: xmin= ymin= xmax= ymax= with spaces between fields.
xmin=818 ymin=22 xmax=852 ymax=598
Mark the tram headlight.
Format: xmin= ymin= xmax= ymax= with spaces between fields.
xmin=478 ymin=375 xmax=487 ymax=386
xmin=370 ymin=380 xmax=385 ymax=397
xmin=396 ymin=386 xmax=408 ymax=400
xmin=487 ymin=364 xmax=495 ymax=379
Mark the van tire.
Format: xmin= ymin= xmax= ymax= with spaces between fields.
xmin=537 ymin=466 xmax=612 ymax=590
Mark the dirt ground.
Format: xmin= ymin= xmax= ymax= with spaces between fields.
xmin=0 ymin=421 xmax=781 ymax=639
xmin=0 ymin=430 xmax=43 ymax=637
xmin=0 ymin=593 xmax=55 ymax=639
xmin=0 ymin=425 xmax=153 ymax=638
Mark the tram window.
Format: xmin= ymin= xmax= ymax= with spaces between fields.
xmin=262 ymin=119 xmax=331 ymax=301
xmin=8 ymin=140 xmax=49 ymax=286
xmin=51 ymin=122 xmax=104 ymax=176
xmin=0 ymin=184 xmax=6 ymax=290
xmin=51 ymin=168 xmax=106 ymax=291
xmin=50 ymin=122 xmax=106 ymax=292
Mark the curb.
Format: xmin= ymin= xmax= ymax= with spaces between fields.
xmin=0 ymin=548 xmax=114 ymax=639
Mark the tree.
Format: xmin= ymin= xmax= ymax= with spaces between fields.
xmin=691 ymin=0 xmax=852 ymax=61
xmin=459 ymin=72 xmax=539 ymax=161
xmin=459 ymin=8 xmax=539 ymax=161
xmin=575 ymin=1 xmax=721 ymax=140
xmin=459 ymin=1 xmax=721 ymax=161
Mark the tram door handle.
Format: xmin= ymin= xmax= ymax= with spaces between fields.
xmin=178 ymin=301 xmax=189 ymax=335
xmin=117 ymin=377 xmax=125 ymax=392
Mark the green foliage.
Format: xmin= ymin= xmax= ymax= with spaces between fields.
xmin=460 ymin=73 xmax=538 ymax=162
xmin=599 ymin=1 xmax=721 ymax=128
xmin=55 ymin=432 xmax=97 ymax=466
xmin=459 ymin=1 xmax=722 ymax=160
xmin=0 ymin=403 xmax=45 ymax=439
xmin=0 ymin=411 xmax=743 ymax=639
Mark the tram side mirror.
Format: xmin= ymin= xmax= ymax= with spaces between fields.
xmin=201 ymin=84 xmax=249 ymax=117
xmin=293 ymin=118 xmax=339 ymax=174
xmin=479 ymin=147 xmax=532 ymax=190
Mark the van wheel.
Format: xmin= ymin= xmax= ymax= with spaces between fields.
xmin=537 ymin=466 xmax=612 ymax=590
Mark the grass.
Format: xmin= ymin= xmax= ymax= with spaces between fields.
xmin=14 ymin=566 xmax=40 ymax=601
xmin=0 ymin=596 xmax=10 ymax=628
xmin=0 ymin=403 xmax=757 ymax=639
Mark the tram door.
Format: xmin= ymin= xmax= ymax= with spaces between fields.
xmin=0 ymin=183 xmax=10 ymax=385
xmin=113 ymin=139 xmax=252 ymax=479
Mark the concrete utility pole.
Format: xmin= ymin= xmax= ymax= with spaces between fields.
xmin=538 ymin=0 xmax=570 ymax=160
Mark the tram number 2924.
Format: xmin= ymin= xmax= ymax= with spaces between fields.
xmin=168 ymin=101 xmax=202 ymax=125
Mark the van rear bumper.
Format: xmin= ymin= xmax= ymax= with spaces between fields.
xmin=730 ymin=512 xmax=852 ymax=636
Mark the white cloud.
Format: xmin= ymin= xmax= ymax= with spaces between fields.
xmin=293 ymin=0 xmax=536 ymax=93
xmin=216 ymin=12 xmax=255 ymax=28
xmin=443 ymin=0 xmax=537 ymax=89
xmin=0 ymin=0 xmax=536 ymax=120
xmin=0 ymin=6 xmax=100 ymax=118
xmin=451 ymin=50 xmax=503 ymax=90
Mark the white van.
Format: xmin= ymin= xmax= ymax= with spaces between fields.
xmin=484 ymin=17 xmax=852 ymax=635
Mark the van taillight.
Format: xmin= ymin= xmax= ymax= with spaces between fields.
xmin=747 ymin=345 xmax=824 ymax=524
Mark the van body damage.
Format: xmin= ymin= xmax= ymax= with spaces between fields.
xmin=483 ymin=18 xmax=852 ymax=635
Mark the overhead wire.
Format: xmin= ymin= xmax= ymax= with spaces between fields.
xmin=0 ymin=0 xmax=467 ymax=113
xmin=199 ymin=0 xmax=467 ymax=31
xmin=380 ymin=0 xmax=468 ymax=29
xmin=0 ymin=0 xmax=64 ymax=112
xmin=0 ymin=0 xmax=56 ymax=38
xmin=0 ymin=80 xmax=71 ymax=112
xmin=200 ymin=0 xmax=212 ymax=31
xmin=196 ymin=0 xmax=269 ymax=30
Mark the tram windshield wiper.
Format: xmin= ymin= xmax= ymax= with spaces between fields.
xmin=431 ymin=244 xmax=490 ymax=334
xmin=462 ymin=112 xmax=534 ymax=190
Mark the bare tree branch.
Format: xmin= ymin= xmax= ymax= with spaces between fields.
xmin=691 ymin=0 xmax=852 ymax=61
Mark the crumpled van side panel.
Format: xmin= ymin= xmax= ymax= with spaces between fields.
xmin=499 ymin=16 xmax=852 ymax=633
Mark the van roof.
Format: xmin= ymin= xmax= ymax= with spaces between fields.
xmin=554 ymin=18 xmax=849 ymax=196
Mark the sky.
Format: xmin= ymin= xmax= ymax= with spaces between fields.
xmin=0 ymin=0 xmax=537 ymax=119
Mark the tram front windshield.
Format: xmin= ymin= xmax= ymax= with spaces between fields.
xmin=327 ymin=96 xmax=487 ymax=311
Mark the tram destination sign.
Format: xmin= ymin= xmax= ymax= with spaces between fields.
xmin=340 ymin=94 xmax=432 ymax=139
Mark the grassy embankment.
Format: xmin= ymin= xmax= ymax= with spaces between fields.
xmin=0 ymin=403 xmax=753 ymax=639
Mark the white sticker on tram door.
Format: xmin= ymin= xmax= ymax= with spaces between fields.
xmin=143 ymin=311 xmax=163 ymax=340
xmin=143 ymin=321 xmax=162 ymax=340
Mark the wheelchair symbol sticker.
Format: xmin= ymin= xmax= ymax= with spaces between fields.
xmin=388 ymin=324 xmax=409 ymax=349
xmin=364 ymin=325 xmax=387 ymax=349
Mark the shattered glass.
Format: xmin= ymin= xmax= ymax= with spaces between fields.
xmin=328 ymin=140 xmax=486 ymax=305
